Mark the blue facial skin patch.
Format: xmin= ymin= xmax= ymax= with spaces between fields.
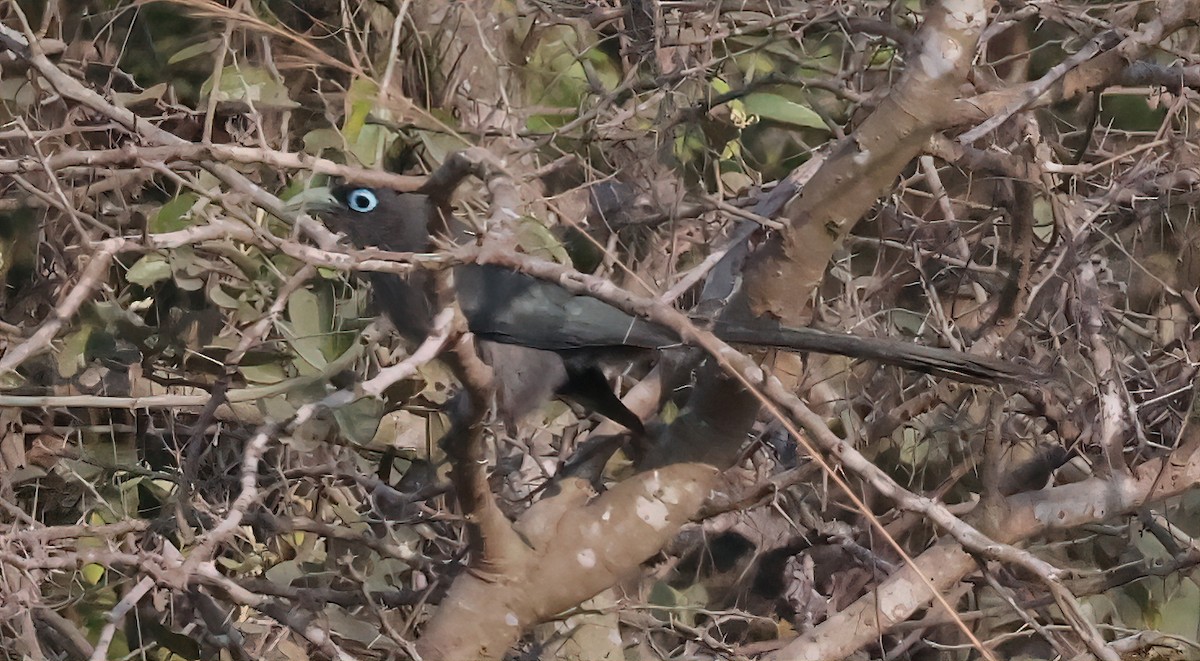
xmin=346 ymin=188 xmax=378 ymax=212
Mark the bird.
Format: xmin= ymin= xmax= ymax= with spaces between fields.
xmin=318 ymin=185 xmax=1028 ymax=433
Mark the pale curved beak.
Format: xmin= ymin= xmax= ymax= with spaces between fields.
xmin=283 ymin=186 xmax=337 ymax=215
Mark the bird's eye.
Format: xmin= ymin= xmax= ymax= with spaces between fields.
xmin=345 ymin=188 xmax=378 ymax=213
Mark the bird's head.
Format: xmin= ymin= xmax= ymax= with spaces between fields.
xmin=318 ymin=185 xmax=436 ymax=253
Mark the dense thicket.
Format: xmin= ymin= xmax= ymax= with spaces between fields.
xmin=2 ymin=2 xmax=1200 ymax=660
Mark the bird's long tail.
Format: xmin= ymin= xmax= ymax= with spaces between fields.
xmin=711 ymin=322 xmax=1029 ymax=385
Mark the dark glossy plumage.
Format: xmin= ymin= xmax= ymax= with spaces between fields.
xmin=323 ymin=186 xmax=651 ymax=431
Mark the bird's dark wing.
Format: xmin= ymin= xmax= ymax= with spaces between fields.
xmin=455 ymin=264 xmax=678 ymax=351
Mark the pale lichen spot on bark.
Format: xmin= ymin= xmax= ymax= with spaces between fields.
xmin=944 ymin=2 xmax=985 ymax=30
xmin=888 ymin=593 xmax=913 ymax=622
xmin=645 ymin=470 xmax=661 ymax=493
xmin=879 ymin=574 xmax=922 ymax=622
xmin=658 ymin=485 xmax=681 ymax=505
xmin=917 ymin=36 xmax=960 ymax=79
xmin=1034 ymin=497 xmax=1080 ymax=525
xmin=742 ymin=363 xmax=765 ymax=382
xmin=577 ymin=548 xmax=596 ymax=568
xmin=635 ymin=495 xmax=670 ymax=529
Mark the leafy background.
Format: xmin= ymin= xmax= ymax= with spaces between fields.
xmin=2 ymin=1 xmax=1200 ymax=660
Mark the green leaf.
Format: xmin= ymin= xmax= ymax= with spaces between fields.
xmin=343 ymin=77 xmax=379 ymax=135
xmin=742 ymin=93 xmax=827 ymax=130
xmin=647 ymin=581 xmax=707 ymax=626
xmin=288 ymin=288 xmax=324 ymax=339
xmin=0 ymin=77 xmax=35 ymax=110
xmin=302 ymin=128 xmax=344 ymax=156
xmin=206 ymin=279 xmax=242 ymax=309
xmin=169 ymin=249 xmax=205 ymax=291
xmin=58 ymin=327 xmax=92 ymax=378
xmin=870 ymin=45 xmax=897 ymax=67
xmin=1158 ymin=576 xmax=1200 ymax=638
xmin=526 ymin=114 xmax=566 ymax=134
xmin=1033 ymin=198 xmax=1055 ymax=241
xmin=259 ymin=394 xmax=297 ymax=422
xmin=126 ymin=255 xmax=172 ymax=287
xmin=418 ymin=130 xmax=467 ymax=163
xmin=351 ymin=123 xmax=390 ymax=170
xmin=286 ymin=287 xmax=341 ymax=372
xmin=343 ymin=77 xmax=380 ymax=144
xmin=527 ymin=27 xmax=591 ymax=107
xmin=720 ymin=171 xmax=754 ymax=195
xmin=81 ymin=563 xmax=106 ymax=585
xmin=582 ymin=47 xmax=620 ymax=91
xmin=277 ymin=319 xmax=326 ymax=374
xmin=648 ymin=581 xmax=683 ymax=612
xmin=734 ymin=51 xmax=777 ymax=78
xmin=334 ymin=397 xmax=385 ymax=445
xmin=516 ymin=217 xmax=570 ymax=264
xmin=672 ymin=127 xmax=707 ymax=165
xmin=0 ymin=370 xmax=25 ymax=389
xmin=242 ymin=362 xmax=287 ymax=385
xmin=897 ymin=425 xmax=929 ymax=466
xmin=203 ymin=65 xmax=298 ymax=109
xmin=168 ymin=37 xmax=221 ymax=65
xmin=1100 ymin=93 xmax=1169 ymax=132
xmin=659 ymin=400 xmax=679 ymax=424
xmin=112 ymin=82 xmax=168 ymax=108
xmin=151 ymin=193 xmax=199 ymax=233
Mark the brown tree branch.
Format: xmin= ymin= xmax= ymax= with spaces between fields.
xmin=0 ymin=143 xmax=424 ymax=190
xmin=948 ymin=0 xmax=1200 ymax=130
xmin=772 ymin=438 xmax=1200 ymax=660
